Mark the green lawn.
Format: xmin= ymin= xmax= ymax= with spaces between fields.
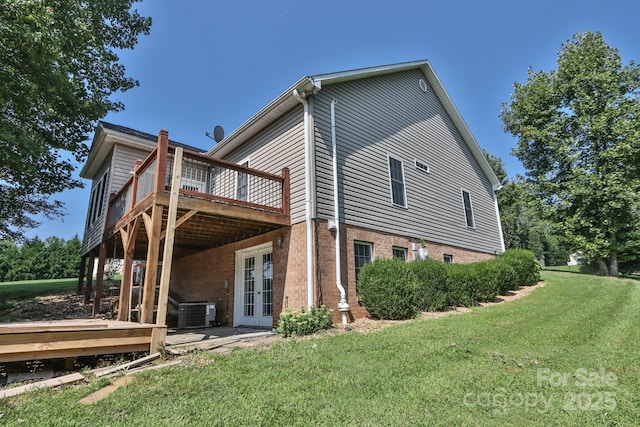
xmin=1 ymin=271 xmax=638 ymax=425
xmin=0 ymin=278 xmax=78 ymax=315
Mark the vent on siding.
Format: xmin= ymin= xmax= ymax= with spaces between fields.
xmin=418 ymin=79 xmax=428 ymax=93
xmin=415 ymin=159 xmax=430 ymax=174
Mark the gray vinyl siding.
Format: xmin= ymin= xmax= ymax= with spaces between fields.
xmin=222 ymin=107 xmax=306 ymax=223
xmin=312 ymin=69 xmax=503 ymax=255
xmin=81 ymin=143 xmax=152 ymax=256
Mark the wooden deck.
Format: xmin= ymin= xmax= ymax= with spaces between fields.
xmin=0 ymin=320 xmax=166 ymax=363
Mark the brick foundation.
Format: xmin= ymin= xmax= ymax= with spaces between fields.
xmin=315 ymin=221 xmax=495 ymax=321
xmin=169 ymin=220 xmax=495 ymax=327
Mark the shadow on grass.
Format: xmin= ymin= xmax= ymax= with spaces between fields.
xmin=543 ymin=266 xmax=640 ymax=281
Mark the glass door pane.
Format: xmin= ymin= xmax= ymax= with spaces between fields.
xmin=243 ymin=256 xmax=255 ymax=317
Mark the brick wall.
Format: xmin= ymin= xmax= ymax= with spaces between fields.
xmin=168 ymin=219 xmax=495 ymax=327
xmin=170 ymin=223 xmax=310 ymax=328
xmin=315 ymin=221 xmax=495 ymax=321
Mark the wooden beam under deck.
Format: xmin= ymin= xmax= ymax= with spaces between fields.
xmin=103 ymin=191 xmax=289 ymax=260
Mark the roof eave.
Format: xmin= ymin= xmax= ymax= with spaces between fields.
xmin=206 ymin=76 xmax=320 ymax=158
xmin=80 ymin=123 xmax=157 ymax=179
xmin=206 ymin=59 xmax=499 ymax=187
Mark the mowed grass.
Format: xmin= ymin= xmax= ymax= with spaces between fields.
xmin=0 ymin=278 xmax=78 ymax=316
xmin=1 ymin=271 xmax=638 ymax=426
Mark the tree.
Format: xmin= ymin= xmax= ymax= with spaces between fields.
xmin=501 ymin=32 xmax=640 ymax=276
xmin=0 ymin=0 xmax=152 ymax=240
xmin=0 ymin=235 xmax=82 ymax=281
xmin=482 ymin=149 xmax=508 ymax=186
xmin=482 ymin=147 xmax=570 ymax=266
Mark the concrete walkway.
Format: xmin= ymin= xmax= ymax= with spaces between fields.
xmin=165 ymin=326 xmax=278 ymax=355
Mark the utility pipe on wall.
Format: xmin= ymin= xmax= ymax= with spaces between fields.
xmin=292 ymin=89 xmax=315 ymax=310
xmin=331 ymin=100 xmax=350 ymax=324
xmin=492 ymin=184 xmax=506 ymax=253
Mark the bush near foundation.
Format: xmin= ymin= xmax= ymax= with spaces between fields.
xmin=277 ymin=305 xmax=333 ymax=337
xmin=357 ymin=258 xmax=418 ymax=320
xmin=471 ymin=260 xmax=518 ymax=298
xmin=411 ymin=259 xmax=451 ymax=312
xmin=357 ymin=249 xmax=540 ymax=318
xmin=446 ymin=263 xmax=482 ymax=307
xmin=498 ymin=249 xmax=541 ymax=286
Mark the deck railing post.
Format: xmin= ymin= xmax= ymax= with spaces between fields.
xmin=130 ymin=159 xmax=143 ymax=209
xmin=154 ymin=130 xmax=169 ymax=193
xmin=282 ymin=167 xmax=290 ymax=216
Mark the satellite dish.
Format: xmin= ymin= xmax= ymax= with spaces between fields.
xmin=213 ymin=125 xmax=224 ymax=142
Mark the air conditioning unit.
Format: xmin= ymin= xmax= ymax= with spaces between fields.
xmin=178 ymin=302 xmax=216 ymax=329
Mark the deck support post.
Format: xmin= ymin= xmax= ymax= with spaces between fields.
xmin=84 ymin=253 xmax=95 ymax=305
xmin=117 ymin=229 xmax=131 ymax=321
xmin=92 ymin=243 xmax=107 ymax=317
xmin=141 ymin=204 xmax=163 ymax=324
xmin=117 ymin=219 xmax=140 ymax=321
xmin=156 ymin=147 xmax=183 ymax=328
xmin=76 ymin=256 xmax=87 ymax=295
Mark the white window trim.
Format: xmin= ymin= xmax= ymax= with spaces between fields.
xmin=354 ymin=240 xmax=374 ymax=277
xmin=414 ymin=158 xmax=431 ymax=174
xmin=461 ymin=189 xmax=476 ymax=229
xmin=392 ymin=246 xmax=408 ymax=261
xmin=387 ymin=154 xmax=408 ymax=208
xmin=88 ymin=168 xmax=110 ymax=227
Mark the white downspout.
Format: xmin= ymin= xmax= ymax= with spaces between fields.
xmin=492 ymin=184 xmax=506 ymax=253
xmin=331 ymin=100 xmax=349 ymax=324
xmin=292 ymin=89 xmax=315 ymax=310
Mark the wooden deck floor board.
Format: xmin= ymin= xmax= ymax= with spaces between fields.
xmin=0 ymin=320 xmax=166 ymax=363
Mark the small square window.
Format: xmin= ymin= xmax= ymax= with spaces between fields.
xmin=354 ymin=241 xmax=373 ymax=285
xmin=392 ymin=246 xmax=408 ymax=261
xmin=443 ymin=254 xmax=453 ymax=264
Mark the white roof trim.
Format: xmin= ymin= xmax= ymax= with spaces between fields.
xmin=80 ymin=123 xmax=156 ymax=179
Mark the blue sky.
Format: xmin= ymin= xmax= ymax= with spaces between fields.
xmin=26 ymin=0 xmax=640 ymax=240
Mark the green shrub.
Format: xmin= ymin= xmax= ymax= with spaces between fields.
xmin=277 ymin=305 xmax=333 ymax=337
xmin=467 ymin=261 xmax=501 ymax=302
xmin=492 ymin=260 xmax=519 ymax=294
xmin=358 ymin=258 xmax=418 ymax=320
xmin=446 ymin=263 xmax=480 ymax=307
xmin=410 ymin=259 xmax=451 ymax=312
xmin=498 ymin=249 xmax=541 ymax=286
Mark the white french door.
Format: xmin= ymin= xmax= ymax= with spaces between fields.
xmin=234 ymin=242 xmax=273 ymax=327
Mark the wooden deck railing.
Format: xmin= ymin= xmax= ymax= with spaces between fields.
xmin=106 ymin=136 xmax=290 ymax=229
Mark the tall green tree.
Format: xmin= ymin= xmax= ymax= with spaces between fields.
xmin=0 ymin=0 xmax=151 ymax=240
xmin=0 ymin=235 xmax=82 ymax=281
xmin=501 ymin=31 xmax=640 ymax=276
xmin=482 ymin=148 xmax=569 ymax=266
